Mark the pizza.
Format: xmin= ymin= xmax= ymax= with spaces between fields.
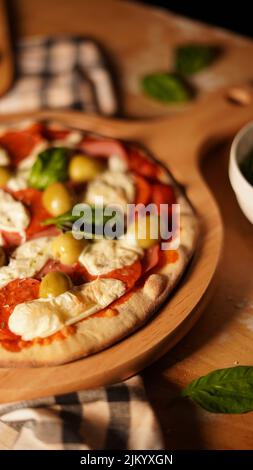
xmin=0 ymin=120 xmax=198 ymax=366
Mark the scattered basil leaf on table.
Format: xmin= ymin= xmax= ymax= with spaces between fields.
xmin=29 ymin=147 xmax=70 ymax=190
xmin=240 ymin=151 xmax=253 ymax=186
xmin=182 ymin=366 xmax=253 ymax=414
xmin=142 ymin=73 xmax=191 ymax=103
xmin=175 ymin=44 xmax=218 ymax=76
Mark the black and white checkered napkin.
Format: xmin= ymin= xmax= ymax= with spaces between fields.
xmin=0 ymin=377 xmax=163 ymax=450
xmin=0 ymin=36 xmax=118 ymax=116
xmin=0 ymin=36 xmax=163 ymax=450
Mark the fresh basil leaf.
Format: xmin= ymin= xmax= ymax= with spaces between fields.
xmin=142 ymin=73 xmax=191 ymax=103
xmin=175 ymin=44 xmax=218 ymax=76
xmin=182 ymin=366 xmax=253 ymax=414
xmin=29 ymin=147 xmax=70 ymax=190
xmin=240 ymin=151 xmax=253 ymax=186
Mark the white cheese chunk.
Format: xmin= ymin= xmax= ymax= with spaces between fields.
xmin=109 ymin=154 xmax=128 ymax=173
xmin=85 ymin=170 xmax=135 ymax=211
xmin=52 ymin=130 xmax=83 ymax=147
xmin=79 ymin=239 xmax=143 ymax=276
xmin=9 ymin=277 xmax=125 ymax=340
xmin=0 ymin=147 xmax=10 ymax=166
xmin=7 ymin=172 xmax=30 ymax=191
xmin=0 ymin=237 xmax=54 ymax=288
xmin=0 ymin=189 xmax=30 ymax=240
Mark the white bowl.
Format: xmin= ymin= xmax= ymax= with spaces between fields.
xmin=229 ymin=121 xmax=253 ymax=224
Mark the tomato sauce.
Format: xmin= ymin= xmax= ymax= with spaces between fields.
xmin=0 ymin=278 xmax=40 ymax=350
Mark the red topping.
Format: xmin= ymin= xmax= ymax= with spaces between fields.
xmin=102 ymin=259 xmax=142 ymax=291
xmin=0 ymin=124 xmax=43 ymax=165
xmin=141 ymin=244 xmax=160 ymax=275
xmin=37 ymin=260 xmax=88 ymax=286
xmin=152 ymin=183 xmax=176 ymax=208
xmin=44 ymin=128 xmax=70 ymax=141
xmin=1 ymin=231 xmax=22 ymax=248
xmin=0 ymin=278 xmax=40 ymax=341
xmin=127 ymin=145 xmax=159 ymax=178
xmin=13 ymin=188 xmax=51 ymax=239
xmin=80 ymin=136 xmax=128 ymax=161
xmin=134 ymin=173 xmax=152 ymax=205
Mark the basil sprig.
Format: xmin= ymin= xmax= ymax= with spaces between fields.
xmin=142 ymin=73 xmax=191 ymax=103
xmin=29 ymin=147 xmax=70 ymax=190
xmin=175 ymin=44 xmax=218 ymax=76
xmin=182 ymin=366 xmax=253 ymax=414
xmin=44 ymin=211 xmax=80 ymax=231
xmin=44 ymin=207 xmax=123 ymax=238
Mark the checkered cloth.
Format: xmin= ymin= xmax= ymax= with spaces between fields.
xmin=0 ymin=36 xmax=118 ymax=116
xmin=0 ymin=36 xmax=163 ymax=450
xmin=0 ymin=377 xmax=163 ymax=450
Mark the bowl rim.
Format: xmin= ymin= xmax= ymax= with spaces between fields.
xmin=230 ymin=120 xmax=253 ymax=194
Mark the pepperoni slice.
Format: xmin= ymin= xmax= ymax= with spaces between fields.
xmin=45 ymin=128 xmax=71 ymax=141
xmin=80 ymin=136 xmax=128 ymax=161
xmin=127 ymin=145 xmax=159 ymax=179
xmin=134 ymin=173 xmax=152 ymax=205
xmin=0 ymin=124 xmax=43 ymax=165
xmin=0 ymin=231 xmax=22 ymax=248
xmin=13 ymin=188 xmax=52 ymax=239
xmin=152 ymin=183 xmax=176 ymax=207
xmin=0 ymin=278 xmax=40 ymax=341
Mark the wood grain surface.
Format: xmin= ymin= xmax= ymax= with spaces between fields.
xmin=0 ymin=0 xmax=13 ymax=96
xmin=2 ymin=0 xmax=253 ymax=450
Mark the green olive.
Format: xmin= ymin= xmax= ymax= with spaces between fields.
xmin=0 ymin=167 xmax=12 ymax=187
xmin=51 ymin=232 xmax=87 ymax=266
xmin=131 ymin=215 xmax=160 ymax=249
xmin=0 ymin=247 xmax=6 ymax=267
xmin=39 ymin=271 xmax=73 ymax=298
xmin=42 ymin=182 xmax=72 ymax=216
xmin=69 ymin=154 xmax=105 ymax=182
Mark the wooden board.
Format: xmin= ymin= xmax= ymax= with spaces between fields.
xmin=2 ymin=0 xmax=253 ymax=448
xmin=0 ymin=0 xmax=13 ymax=97
xmin=0 ymin=85 xmax=253 ymax=402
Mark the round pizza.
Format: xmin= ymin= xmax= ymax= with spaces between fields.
xmin=0 ymin=120 xmax=198 ymax=366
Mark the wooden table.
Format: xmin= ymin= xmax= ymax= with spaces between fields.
xmin=8 ymin=0 xmax=253 ymax=449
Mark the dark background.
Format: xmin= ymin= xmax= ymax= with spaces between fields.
xmin=140 ymin=1 xmax=253 ymax=38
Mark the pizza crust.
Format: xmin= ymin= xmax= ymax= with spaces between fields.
xmin=0 ymin=121 xmax=198 ymax=367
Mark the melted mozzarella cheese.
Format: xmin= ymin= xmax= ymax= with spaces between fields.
xmin=52 ymin=130 xmax=83 ymax=147
xmin=109 ymin=154 xmax=128 ymax=173
xmin=0 ymin=237 xmax=54 ymax=288
xmin=9 ymin=277 xmax=125 ymax=340
xmin=85 ymin=171 xmax=135 ymax=211
xmin=0 ymin=147 xmax=10 ymax=166
xmin=0 ymin=189 xmax=30 ymax=240
xmin=79 ymin=239 xmax=143 ymax=275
